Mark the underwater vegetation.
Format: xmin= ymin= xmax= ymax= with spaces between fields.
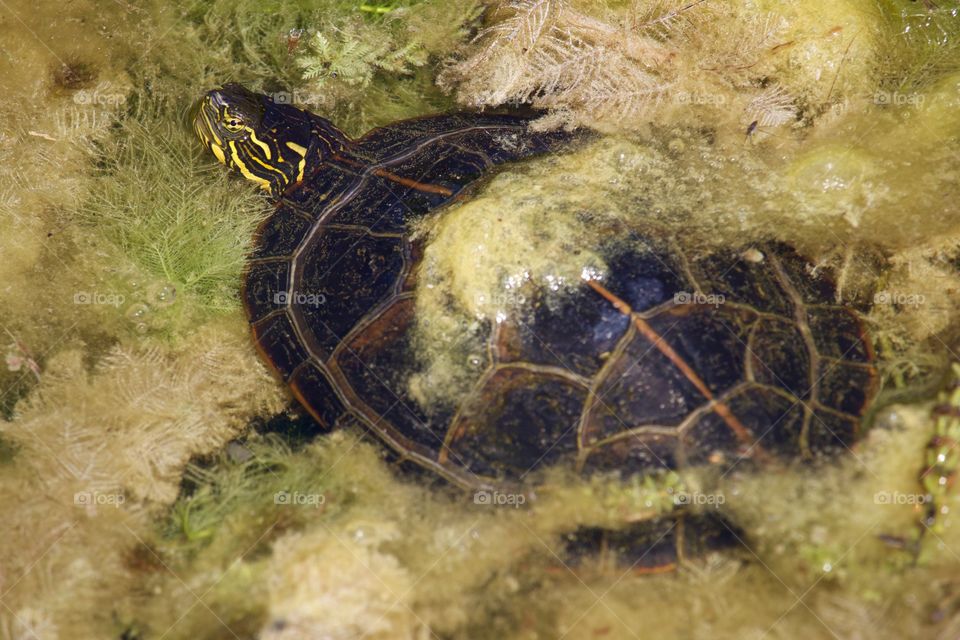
xmin=132 ymin=0 xmax=484 ymax=135
xmin=441 ymin=0 xmax=960 ymax=134
xmin=78 ymin=110 xmax=270 ymax=323
xmin=0 ymin=0 xmax=959 ymax=639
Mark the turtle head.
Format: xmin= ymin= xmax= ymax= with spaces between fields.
xmin=194 ymin=83 xmax=346 ymax=196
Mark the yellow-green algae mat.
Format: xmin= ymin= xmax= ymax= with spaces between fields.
xmin=1 ymin=0 xmax=960 ymax=639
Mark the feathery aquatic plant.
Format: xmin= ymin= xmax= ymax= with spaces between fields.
xmin=440 ymin=0 xmax=795 ymax=130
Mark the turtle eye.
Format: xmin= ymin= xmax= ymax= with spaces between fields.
xmin=222 ymin=114 xmax=245 ymax=132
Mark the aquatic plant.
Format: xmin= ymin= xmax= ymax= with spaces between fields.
xmin=0 ymin=322 xmax=284 ymax=638
xmin=293 ymin=0 xmax=484 ymax=132
xmin=439 ymin=0 xmax=960 ymax=134
xmin=130 ymin=0 xmax=482 ymax=135
xmin=298 ymin=28 xmax=422 ymax=88
xmin=296 ymin=0 xmax=482 ymax=88
xmin=78 ymin=106 xmax=269 ymax=329
xmin=874 ymin=0 xmax=960 ymax=92
xmin=439 ymin=0 xmax=797 ymax=130
xmin=132 ymin=430 xmax=420 ymax=638
xmin=918 ymin=364 xmax=960 ymax=538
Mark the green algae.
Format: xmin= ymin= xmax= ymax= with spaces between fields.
xmin=129 ymin=393 xmax=960 ymax=639
xmin=409 ymin=80 xmax=960 ymax=411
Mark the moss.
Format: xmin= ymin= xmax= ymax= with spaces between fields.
xmin=264 ymin=525 xmax=417 ymax=640
xmin=758 ymin=0 xmax=884 ymax=111
xmin=160 ymin=434 xmax=356 ymax=558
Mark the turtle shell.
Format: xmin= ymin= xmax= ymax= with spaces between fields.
xmin=242 ymin=112 xmax=878 ymax=491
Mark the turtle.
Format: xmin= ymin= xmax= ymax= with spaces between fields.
xmin=193 ymin=84 xmax=879 ymax=569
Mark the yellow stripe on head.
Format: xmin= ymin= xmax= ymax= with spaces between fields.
xmin=201 ymin=106 xmax=222 ymax=147
xmin=210 ymin=144 xmax=226 ymax=165
xmin=229 ymin=141 xmax=271 ymax=191
xmin=250 ymin=153 xmax=286 ymax=176
xmin=249 ymin=130 xmax=272 ymax=160
xmin=284 ymin=141 xmax=308 ymax=183
xmin=285 ymin=141 xmax=307 ymax=157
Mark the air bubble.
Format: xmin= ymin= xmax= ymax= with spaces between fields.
xmin=125 ymin=303 xmax=150 ymax=322
xmin=149 ymin=282 xmax=177 ymax=307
